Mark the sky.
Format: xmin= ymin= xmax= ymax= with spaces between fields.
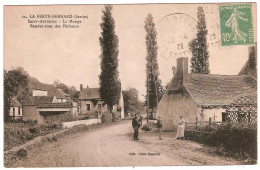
xmin=3 ymin=3 xmax=257 ymax=100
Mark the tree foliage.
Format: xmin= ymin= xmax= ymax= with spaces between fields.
xmin=248 ymin=46 xmax=256 ymax=69
xmin=99 ymin=5 xmax=121 ymax=112
xmin=144 ymin=13 xmax=163 ymax=109
xmin=122 ymin=88 xmax=144 ymax=116
xmin=53 ymin=79 xmax=78 ymax=101
xmin=4 ymin=67 xmax=29 ymax=122
xmin=189 ymin=6 xmax=210 ymax=74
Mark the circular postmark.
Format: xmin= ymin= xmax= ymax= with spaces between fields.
xmin=157 ymin=13 xmax=197 ymax=60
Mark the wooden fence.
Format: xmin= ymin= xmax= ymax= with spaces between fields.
xmin=184 ymin=117 xmax=222 ymax=141
xmin=185 ymin=117 xmax=222 ymax=131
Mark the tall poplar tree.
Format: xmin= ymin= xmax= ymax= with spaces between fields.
xmin=99 ymin=5 xmax=121 ymax=116
xmin=144 ymin=14 xmax=162 ymax=118
xmin=189 ymin=6 xmax=210 ymax=74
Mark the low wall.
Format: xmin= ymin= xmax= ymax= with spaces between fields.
xmin=62 ymin=119 xmax=100 ymax=129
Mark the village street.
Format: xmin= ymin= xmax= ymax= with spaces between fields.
xmin=11 ymin=120 xmax=241 ymax=167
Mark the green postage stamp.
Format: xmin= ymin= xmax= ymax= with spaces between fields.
xmin=219 ymin=4 xmax=254 ymax=46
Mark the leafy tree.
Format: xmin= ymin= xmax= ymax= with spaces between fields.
xmin=158 ymin=80 xmax=165 ymax=101
xmin=4 ymin=67 xmax=29 ymax=122
xmin=99 ymin=5 xmax=121 ymax=115
xmin=248 ymin=46 xmax=256 ymax=69
xmin=73 ymin=91 xmax=80 ymax=100
xmin=53 ymin=80 xmax=78 ymax=100
xmin=144 ymin=14 xmax=163 ymax=112
xmin=122 ymin=88 xmax=144 ymax=116
xmin=189 ymin=6 xmax=210 ymax=74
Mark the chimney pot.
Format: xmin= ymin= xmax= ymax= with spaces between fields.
xmin=176 ymin=57 xmax=189 ymax=86
xmin=80 ymin=84 xmax=83 ymax=91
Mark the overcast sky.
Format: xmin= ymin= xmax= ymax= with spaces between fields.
xmin=4 ymin=4 xmax=256 ymax=100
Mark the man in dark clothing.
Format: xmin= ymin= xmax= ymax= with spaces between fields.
xmin=132 ymin=114 xmax=139 ymax=140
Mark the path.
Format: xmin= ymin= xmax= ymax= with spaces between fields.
xmin=9 ymin=120 xmax=241 ymax=167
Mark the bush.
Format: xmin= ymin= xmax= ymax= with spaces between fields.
xmin=102 ymin=111 xmax=112 ymax=123
xmin=185 ymin=123 xmax=257 ymax=162
xmin=4 ymin=123 xmax=63 ymax=151
xmin=141 ymin=123 xmax=152 ymax=131
xmin=79 ymin=115 xmax=89 ymax=120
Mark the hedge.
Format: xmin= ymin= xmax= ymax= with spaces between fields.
xmin=185 ymin=123 xmax=257 ymax=162
xmin=4 ymin=123 xmax=62 ymax=151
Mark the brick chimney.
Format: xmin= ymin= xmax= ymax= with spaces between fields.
xmin=176 ymin=57 xmax=189 ymax=86
xmin=80 ymin=84 xmax=83 ymax=91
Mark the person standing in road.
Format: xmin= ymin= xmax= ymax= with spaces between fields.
xmin=176 ymin=116 xmax=186 ymax=139
xmin=157 ymin=116 xmax=163 ymax=140
xmin=132 ymin=114 xmax=140 ymax=140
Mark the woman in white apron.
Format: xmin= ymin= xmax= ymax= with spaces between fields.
xmin=176 ymin=116 xmax=186 ymax=139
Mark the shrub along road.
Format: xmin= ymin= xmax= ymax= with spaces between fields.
xmin=8 ymin=120 xmax=241 ymax=167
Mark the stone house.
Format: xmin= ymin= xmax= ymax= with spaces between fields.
xmin=157 ymin=57 xmax=257 ymax=131
xmin=9 ymin=97 xmax=23 ymax=120
xmin=23 ymin=88 xmax=74 ymax=124
xmin=78 ymin=85 xmax=124 ymax=119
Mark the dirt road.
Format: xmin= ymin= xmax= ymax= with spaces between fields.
xmin=10 ymin=120 xmax=241 ymax=167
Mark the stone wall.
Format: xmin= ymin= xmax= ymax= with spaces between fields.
xmin=62 ymin=119 xmax=99 ymax=129
xmin=80 ymin=100 xmax=104 ymax=114
xmin=22 ymin=106 xmax=39 ymax=122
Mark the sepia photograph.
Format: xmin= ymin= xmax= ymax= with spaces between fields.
xmin=2 ymin=1 xmax=258 ymax=168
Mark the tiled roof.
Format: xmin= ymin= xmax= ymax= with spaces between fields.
xmin=79 ymin=88 xmax=100 ymax=100
xmin=37 ymin=102 xmax=72 ymax=108
xmin=23 ymin=96 xmax=54 ymax=106
xmin=48 ymin=88 xmax=65 ymax=99
xmin=23 ymin=96 xmax=73 ymax=108
xmin=184 ymin=74 xmax=257 ymax=106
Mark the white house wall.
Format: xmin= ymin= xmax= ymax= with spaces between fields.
xmin=119 ymin=92 xmax=125 ymax=119
xmin=9 ymin=107 xmax=22 ymax=117
xmin=157 ymin=90 xmax=201 ymax=132
xmin=33 ymin=89 xmax=48 ymax=96
xmin=53 ymin=98 xmax=62 ymax=103
xmin=202 ymin=108 xmax=225 ymax=122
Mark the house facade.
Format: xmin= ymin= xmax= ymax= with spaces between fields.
xmin=9 ymin=97 xmax=23 ymax=120
xmin=79 ymin=85 xmax=124 ymax=119
xmin=157 ymin=57 xmax=257 ymax=131
xmin=23 ymin=88 xmax=74 ymax=124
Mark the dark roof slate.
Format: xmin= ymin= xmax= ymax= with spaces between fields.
xmin=185 ymin=74 xmax=257 ymax=106
xmin=79 ymin=88 xmax=100 ymax=100
xmin=23 ymin=96 xmax=54 ymax=106
xmin=48 ymin=88 xmax=65 ymax=99
xmin=167 ymin=73 xmax=257 ymax=106
xmin=37 ymin=102 xmax=72 ymax=108
xmin=23 ymin=96 xmax=73 ymax=108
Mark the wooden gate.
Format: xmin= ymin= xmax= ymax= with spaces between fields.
xmin=225 ymin=96 xmax=257 ymax=123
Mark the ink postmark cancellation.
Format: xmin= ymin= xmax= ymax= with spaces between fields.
xmin=157 ymin=13 xmax=197 ymax=60
xmin=219 ymin=4 xmax=254 ymax=46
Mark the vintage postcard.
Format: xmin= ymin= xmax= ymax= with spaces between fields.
xmin=3 ymin=3 xmax=257 ymax=167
